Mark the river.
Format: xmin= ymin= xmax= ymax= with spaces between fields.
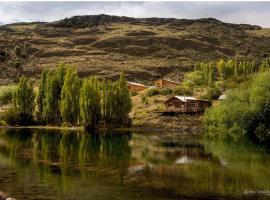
xmin=0 ymin=128 xmax=269 ymax=200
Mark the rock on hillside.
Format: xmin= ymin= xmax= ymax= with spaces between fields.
xmin=0 ymin=14 xmax=270 ymax=84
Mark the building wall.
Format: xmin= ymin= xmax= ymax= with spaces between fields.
xmin=165 ymin=98 xmax=211 ymax=113
xmin=155 ymin=79 xmax=179 ymax=89
xmin=127 ymin=84 xmax=147 ymax=93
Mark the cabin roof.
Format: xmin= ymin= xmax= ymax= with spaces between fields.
xmin=218 ymin=94 xmax=226 ymax=100
xmin=127 ymin=81 xmax=147 ymax=87
xmin=175 ymin=96 xmax=197 ymax=102
xmin=156 ymin=78 xmax=179 ymax=84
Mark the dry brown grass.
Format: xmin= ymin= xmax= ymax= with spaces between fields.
xmin=1 ymin=17 xmax=270 ymax=84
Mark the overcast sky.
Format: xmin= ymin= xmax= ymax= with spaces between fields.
xmin=1 ymin=1 xmax=270 ymax=27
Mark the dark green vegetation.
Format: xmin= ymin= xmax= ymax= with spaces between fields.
xmin=0 ymin=85 xmax=16 ymax=106
xmin=1 ymin=15 xmax=270 ymax=84
xmin=204 ymin=71 xmax=270 ymax=144
xmin=0 ymin=128 xmax=270 ymax=200
xmin=4 ymin=64 xmax=132 ymax=129
xmin=182 ymin=58 xmax=270 ymax=100
xmin=172 ymin=57 xmax=270 ymax=145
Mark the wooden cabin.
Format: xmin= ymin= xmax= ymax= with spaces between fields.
xmin=155 ymin=79 xmax=179 ymax=89
xmin=127 ymin=81 xmax=148 ymax=93
xmin=165 ymin=96 xmax=211 ymax=113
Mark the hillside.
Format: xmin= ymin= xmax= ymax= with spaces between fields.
xmin=1 ymin=14 xmax=270 ymax=84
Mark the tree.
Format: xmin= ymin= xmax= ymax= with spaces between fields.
xmin=60 ymin=67 xmax=81 ymax=125
xmin=114 ymin=72 xmax=132 ymax=124
xmin=36 ymin=68 xmax=48 ymax=122
xmin=100 ymin=73 xmax=132 ymax=126
xmin=12 ymin=76 xmax=35 ymax=124
xmin=100 ymin=79 xmax=114 ymax=124
xmin=39 ymin=64 xmax=67 ymax=124
xmin=80 ymin=77 xmax=101 ymax=129
xmin=204 ymin=71 xmax=270 ymax=144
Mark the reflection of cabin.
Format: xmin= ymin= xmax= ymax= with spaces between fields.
xmin=218 ymin=94 xmax=226 ymax=100
xmin=155 ymin=79 xmax=179 ymax=89
xmin=127 ymin=81 xmax=148 ymax=93
xmin=165 ymin=96 xmax=211 ymax=113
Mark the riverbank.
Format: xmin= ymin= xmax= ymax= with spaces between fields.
xmin=0 ymin=93 xmax=204 ymax=133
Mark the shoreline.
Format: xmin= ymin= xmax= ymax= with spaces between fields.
xmin=0 ymin=123 xmax=204 ymax=133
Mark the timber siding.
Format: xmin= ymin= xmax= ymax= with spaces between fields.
xmin=155 ymin=79 xmax=179 ymax=89
xmin=165 ymin=96 xmax=211 ymax=113
xmin=127 ymin=81 xmax=148 ymax=92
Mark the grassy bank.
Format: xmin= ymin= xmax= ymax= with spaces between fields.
xmin=130 ymin=93 xmax=203 ymax=133
xmin=0 ymin=93 xmax=204 ymax=133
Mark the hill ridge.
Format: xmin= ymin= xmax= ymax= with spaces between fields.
xmin=0 ymin=14 xmax=269 ymax=84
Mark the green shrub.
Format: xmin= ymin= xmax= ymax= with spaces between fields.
xmin=160 ymin=88 xmax=173 ymax=96
xmin=173 ymin=86 xmax=192 ymax=96
xmin=0 ymin=120 xmax=7 ymax=126
xmin=13 ymin=58 xmax=22 ymax=68
xmin=204 ymin=71 xmax=270 ymax=144
xmin=182 ymin=70 xmax=205 ymax=88
xmin=146 ymin=88 xmax=160 ymax=97
xmin=14 ymin=46 xmax=23 ymax=57
xmin=61 ymin=121 xmax=73 ymax=127
xmin=4 ymin=107 xmax=20 ymax=125
xmin=130 ymin=91 xmax=138 ymax=96
xmin=201 ymin=85 xmax=221 ymax=100
xmin=141 ymin=95 xmax=148 ymax=105
xmin=0 ymin=85 xmax=16 ymax=106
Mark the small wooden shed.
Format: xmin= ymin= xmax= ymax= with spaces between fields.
xmin=165 ymin=96 xmax=211 ymax=113
xmin=127 ymin=81 xmax=148 ymax=93
xmin=155 ymin=79 xmax=179 ymax=89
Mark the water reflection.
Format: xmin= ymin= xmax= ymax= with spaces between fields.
xmin=0 ymin=129 xmax=270 ymax=200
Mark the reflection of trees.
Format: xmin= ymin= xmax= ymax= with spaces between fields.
xmin=0 ymin=129 xmax=132 ymax=184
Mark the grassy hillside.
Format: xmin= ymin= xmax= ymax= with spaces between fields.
xmin=1 ymin=14 xmax=270 ymax=84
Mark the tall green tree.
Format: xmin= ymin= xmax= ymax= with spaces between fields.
xmin=114 ymin=72 xmax=132 ymax=124
xmin=80 ymin=77 xmax=101 ymax=128
xmin=60 ymin=67 xmax=81 ymax=125
xmin=12 ymin=76 xmax=35 ymax=124
xmin=36 ymin=68 xmax=48 ymax=122
xmin=40 ymin=64 xmax=67 ymax=124
xmin=100 ymin=79 xmax=114 ymax=124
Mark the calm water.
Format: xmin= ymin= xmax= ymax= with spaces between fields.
xmin=0 ymin=129 xmax=270 ymax=200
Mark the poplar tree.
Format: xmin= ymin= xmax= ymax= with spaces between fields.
xmin=42 ymin=70 xmax=60 ymax=124
xmin=40 ymin=64 xmax=67 ymax=124
xmin=100 ymin=80 xmax=114 ymax=124
xmin=12 ymin=76 xmax=35 ymax=124
xmin=115 ymin=72 xmax=132 ymax=124
xmin=80 ymin=77 xmax=101 ymax=128
xmin=36 ymin=68 xmax=48 ymax=122
xmin=60 ymin=67 xmax=81 ymax=125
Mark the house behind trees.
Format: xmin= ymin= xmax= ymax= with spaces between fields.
xmin=155 ymin=78 xmax=179 ymax=89
xmin=165 ymin=96 xmax=211 ymax=114
xmin=127 ymin=81 xmax=148 ymax=92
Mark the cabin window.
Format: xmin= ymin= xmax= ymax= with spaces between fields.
xmin=189 ymin=101 xmax=196 ymax=108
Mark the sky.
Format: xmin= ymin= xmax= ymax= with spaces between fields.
xmin=0 ymin=1 xmax=270 ymax=27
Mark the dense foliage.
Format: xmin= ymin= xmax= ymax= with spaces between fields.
xmin=0 ymin=85 xmax=16 ymax=106
xmin=5 ymin=64 xmax=132 ymax=128
xmin=181 ymin=58 xmax=270 ymax=100
xmin=37 ymin=65 xmax=67 ymax=124
xmin=80 ymin=77 xmax=101 ymax=128
xmin=204 ymin=71 xmax=270 ymax=144
xmin=10 ymin=77 xmax=35 ymax=125
xmin=60 ymin=67 xmax=81 ymax=125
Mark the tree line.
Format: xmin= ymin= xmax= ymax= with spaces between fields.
xmin=9 ymin=64 xmax=132 ymax=129
xmin=190 ymin=58 xmax=270 ymax=86
xmin=204 ymin=70 xmax=270 ymax=144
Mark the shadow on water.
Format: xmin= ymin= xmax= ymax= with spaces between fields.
xmin=0 ymin=129 xmax=270 ymax=200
